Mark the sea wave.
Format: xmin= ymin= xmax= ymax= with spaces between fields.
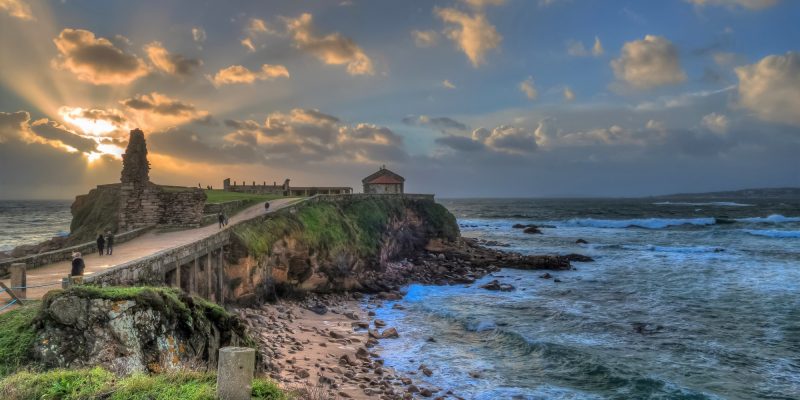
xmin=562 ymin=217 xmax=717 ymax=229
xmin=654 ymin=201 xmax=753 ymax=207
xmin=736 ymin=214 xmax=800 ymax=223
xmin=619 ymin=244 xmax=726 ymax=254
xmin=743 ymin=229 xmax=800 ymax=239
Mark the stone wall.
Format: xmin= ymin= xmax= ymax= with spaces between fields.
xmin=159 ymin=189 xmax=206 ymax=227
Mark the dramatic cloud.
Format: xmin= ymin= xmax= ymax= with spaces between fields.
xmin=611 ymin=35 xmax=686 ymax=89
xmin=120 ymin=92 xmax=211 ymax=130
xmin=685 ymin=0 xmax=779 ymax=10
xmin=1 ymin=111 xmax=100 ymax=154
xmin=284 ymin=13 xmax=374 ymax=75
xmin=461 ymin=0 xmax=506 ymax=8
xmin=701 ymin=112 xmax=730 ymax=133
xmin=58 ymin=106 xmax=129 ymax=136
xmin=144 ymin=42 xmax=202 ymax=76
xmin=563 ymin=86 xmax=575 ymax=101
xmin=402 ymin=115 xmax=468 ymax=132
xmin=52 ymin=28 xmax=149 ymax=85
xmin=436 ymin=7 xmax=502 ymax=67
xmin=209 ymin=64 xmax=289 ymax=86
xmin=412 ymin=30 xmax=439 ymax=47
xmin=0 ymin=0 xmax=33 ymax=20
xmin=0 ymin=111 xmax=29 ymax=143
xmin=442 ymin=80 xmax=457 ymax=89
xmin=735 ymin=52 xmax=800 ymax=126
xmin=29 ymin=119 xmax=98 ymax=153
xmin=592 ymin=36 xmax=604 ymax=56
xmin=520 ymin=76 xmax=537 ymax=100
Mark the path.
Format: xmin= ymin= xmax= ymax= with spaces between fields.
xmin=1 ymin=198 xmax=300 ymax=305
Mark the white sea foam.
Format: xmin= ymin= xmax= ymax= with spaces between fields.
xmin=736 ymin=214 xmax=800 ymax=223
xmin=563 ymin=217 xmax=716 ymax=229
xmin=654 ymin=201 xmax=753 ymax=207
xmin=743 ymin=229 xmax=800 ymax=239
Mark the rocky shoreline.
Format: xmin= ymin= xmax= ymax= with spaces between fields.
xmin=234 ymin=238 xmax=592 ymax=399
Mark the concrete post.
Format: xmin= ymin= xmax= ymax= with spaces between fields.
xmin=207 ymin=250 xmax=213 ymax=301
xmin=192 ymin=257 xmax=198 ymax=295
xmin=10 ymin=263 xmax=26 ymax=300
xmin=174 ymin=264 xmax=181 ymax=289
xmin=216 ymin=347 xmax=255 ymax=400
xmin=217 ymin=247 xmax=224 ymax=303
xmin=61 ymin=277 xmax=71 ymax=289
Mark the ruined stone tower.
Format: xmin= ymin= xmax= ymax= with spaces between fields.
xmin=118 ymin=129 xmax=160 ymax=231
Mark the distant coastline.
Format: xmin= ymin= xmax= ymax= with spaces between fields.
xmin=651 ymin=187 xmax=800 ymax=200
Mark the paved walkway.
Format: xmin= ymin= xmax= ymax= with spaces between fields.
xmin=1 ymin=198 xmax=301 ymax=307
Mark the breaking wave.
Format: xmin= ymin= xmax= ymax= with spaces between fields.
xmin=743 ymin=229 xmax=800 ymax=239
xmin=654 ymin=201 xmax=753 ymax=207
xmin=736 ymin=214 xmax=800 ymax=223
xmin=562 ymin=217 xmax=717 ymax=229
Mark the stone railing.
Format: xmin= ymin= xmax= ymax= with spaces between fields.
xmin=0 ymin=226 xmax=154 ymax=278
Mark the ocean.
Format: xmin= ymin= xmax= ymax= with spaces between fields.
xmin=374 ymin=198 xmax=800 ymax=400
xmin=0 ymin=200 xmax=72 ymax=254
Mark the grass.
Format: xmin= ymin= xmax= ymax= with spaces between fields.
xmin=204 ymin=190 xmax=288 ymax=204
xmin=0 ymin=367 xmax=290 ymax=400
xmin=0 ymin=303 xmax=40 ymax=377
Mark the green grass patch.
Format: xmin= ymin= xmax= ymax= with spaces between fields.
xmin=0 ymin=367 xmax=289 ymax=400
xmin=0 ymin=303 xmax=41 ymax=377
xmin=204 ymin=190 xmax=288 ymax=204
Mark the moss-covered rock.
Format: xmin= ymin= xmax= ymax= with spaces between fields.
xmin=31 ymin=286 xmax=250 ymax=375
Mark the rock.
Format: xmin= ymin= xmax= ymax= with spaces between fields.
xmin=426 ymin=336 xmax=437 ymax=342
xmin=340 ymin=354 xmax=356 ymax=366
xmin=308 ymin=304 xmax=328 ymax=315
xmin=420 ymin=388 xmax=433 ymax=397
xmin=344 ymin=311 xmax=359 ymax=320
xmin=379 ymin=327 xmax=399 ymax=339
xmin=374 ymin=319 xmax=387 ymax=328
xmin=407 ymin=385 xmax=420 ymax=393
xmin=564 ymin=253 xmax=594 ymax=262
xmin=576 ymin=238 xmax=588 ymax=244
xmin=523 ymin=227 xmax=542 ymax=234
xmin=296 ymin=369 xmax=310 ymax=379
xmin=512 ymin=224 xmax=527 ymax=229
xmin=421 ymin=367 xmax=433 ymax=377
xmin=554 ymin=278 xmax=562 ymax=283
xmin=539 ymin=273 xmax=552 ymax=279
xmin=479 ymin=279 xmax=515 ymax=292
xmin=469 ymin=370 xmax=481 ymax=378
xmin=356 ymin=347 xmax=370 ymax=360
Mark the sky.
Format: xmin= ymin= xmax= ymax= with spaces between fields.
xmin=0 ymin=0 xmax=798 ymax=199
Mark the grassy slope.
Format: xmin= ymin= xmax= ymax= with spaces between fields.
xmin=204 ymin=190 xmax=288 ymax=204
xmin=0 ymin=367 xmax=288 ymax=400
xmin=233 ymin=196 xmax=459 ymax=260
xmin=0 ymin=303 xmax=39 ymax=376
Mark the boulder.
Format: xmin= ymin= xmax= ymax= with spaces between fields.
xmin=379 ymin=327 xmax=399 ymax=339
xmin=523 ymin=227 xmax=542 ymax=234
xmin=564 ymin=253 xmax=594 ymax=262
xmin=575 ymin=238 xmax=588 ymax=244
xmin=479 ymin=279 xmax=515 ymax=292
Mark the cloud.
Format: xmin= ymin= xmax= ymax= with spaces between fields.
xmin=646 ymin=119 xmax=666 ymax=131
xmin=412 ymin=30 xmax=439 ymax=47
xmin=436 ymin=7 xmax=502 ymax=68
xmin=52 ymin=28 xmax=149 ymax=85
xmin=701 ymin=112 xmax=730 ymax=134
xmin=58 ymin=106 xmax=129 ymax=136
xmin=566 ymin=40 xmax=589 ymax=57
xmin=120 ymin=92 xmax=211 ymax=130
xmin=437 ymin=124 xmax=538 ymax=154
xmin=241 ymin=18 xmax=276 ymax=52
xmin=563 ymin=86 xmax=575 ymax=102
xmin=209 ymin=64 xmax=289 ymax=86
xmin=592 ymin=36 xmax=604 ymax=56
xmin=156 ymin=109 xmax=406 ymax=165
xmin=144 ymin=42 xmax=202 ymax=76
xmin=0 ymin=111 xmax=30 ymax=143
xmin=735 ymin=52 xmax=800 ymax=127
xmin=284 ymin=13 xmax=374 ymax=75
xmin=520 ymin=76 xmax=537 ymax=100
xmin=29 ymin=119 xmax=98 ymax=153
xmin=442 ymin=79 xmax=457 ymax=89
xmin=0 ymin=0 xmax=33 ymax=20
xmin=402 ymin=115 xmax=468 ymax=132
xmin=461 ymin=0 xmax=506 ymax=8
xmin=611 ymin=35 xmax=686 ymax=89
xmin=685 ymin=0 xmax=779 ymax=10
xmin=192 ymin=27 xmax=206 ymax=43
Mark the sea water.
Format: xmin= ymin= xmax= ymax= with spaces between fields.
xmin=0 ymin=200 xmax=72 ymax=253
xmin=373 ymin=198 xmax=800 ymax=400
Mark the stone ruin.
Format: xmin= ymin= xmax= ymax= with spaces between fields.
xmin=116 ymin=129 xmax=206 ymax=232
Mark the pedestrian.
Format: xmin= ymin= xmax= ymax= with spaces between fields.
xmin=96 ymin=233 xmax=105 ymax=256
xmin=71 ymin=252 xmax=85 ymax=285
xmin=264 ymin=201 xmax=270 ymax=211
xmin=218 ymin=212 xmax=224 ymax=229
xmin=224 ymin=213 xmax=229 ymax=226
xmin=105 ymin=230 xmax=114 ymax=255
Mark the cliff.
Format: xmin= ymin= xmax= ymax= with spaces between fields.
xmin=68 ymin=184 xmax=120 ymax=244
xmin=225 ymin=195 xmax=459 ymax=302
xmin=2 ymin=286 xmax=251 ymax=376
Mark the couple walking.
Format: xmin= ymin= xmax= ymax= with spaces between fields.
xmin=96 ymin=230 xmax=115 ymax=256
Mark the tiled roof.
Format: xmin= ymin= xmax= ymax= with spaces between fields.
xmin=362 ymin=168 xmax=405 ymax=184
xmin=366 ymin=175 xmax=404 ymax=184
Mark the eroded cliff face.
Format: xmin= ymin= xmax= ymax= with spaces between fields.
xmin=32 ymin=287 xmax=249 ymax=375
xmin=225 ymin=197 xmax=459 ymax=303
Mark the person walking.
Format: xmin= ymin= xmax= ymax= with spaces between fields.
xmin=218 ymin=212 xmax=224 ymax=229
xmin=70 ymin=252 xmax=85 ymax=285
xmin=264 ymin=201 xmax=270 ymax=211
xmin=105 ymin=230 xmax=114 ymax=255
xmin=96 ymin=234 xmax=105 ymax=256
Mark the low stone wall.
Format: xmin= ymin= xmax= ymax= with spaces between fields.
xmin=203 ymin=199 xmax=250 ymax=214
xmin=159 ymin=189 xmax=206 ymax=227
xmin=0 ymin=226 xmax=154 ymax=278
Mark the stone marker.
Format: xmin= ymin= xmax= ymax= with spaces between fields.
xmin=217 ymin=346 xmax=255 ymax=400
xmin=10 ymin=263 xmax=26 ymax=300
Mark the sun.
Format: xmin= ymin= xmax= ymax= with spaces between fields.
xmin=59 ymin=106 xmax=128 ymax=137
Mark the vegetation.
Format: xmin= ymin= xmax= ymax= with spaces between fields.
xmin=68 ymin=186 xmax=119 ymax=244
xmin=233 ymin=196 xmax=460 ymax=260
xmin=204 ymin=190 xmax=288 ymax=204
xmin=0 ymin=367 xmax=289 ymax=400
xmin=0 ymin=303 xmax=40 ymax=377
